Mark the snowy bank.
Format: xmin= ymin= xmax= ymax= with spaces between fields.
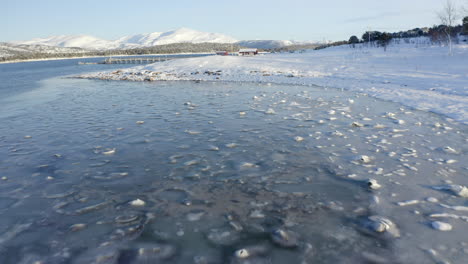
xmin=79 ymin=40 xmax=468 ymax=124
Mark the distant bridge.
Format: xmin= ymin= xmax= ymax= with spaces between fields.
xmin=95 ymin=54 xmax=215 ymax=64
xmin=99 ymin=57 xmax=173 ymax=64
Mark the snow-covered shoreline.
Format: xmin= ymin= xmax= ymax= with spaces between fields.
xmin=78 ymin=41 xmax=468 ymax=124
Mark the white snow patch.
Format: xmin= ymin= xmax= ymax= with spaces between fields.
xmin=79 ymin=39 xmax=468 ymax=124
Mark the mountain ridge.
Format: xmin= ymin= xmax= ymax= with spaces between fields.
xmin=11 ymin=28 xmax=238 ymax=50
xmin=10 ymin=28 xmax=318 ymax=50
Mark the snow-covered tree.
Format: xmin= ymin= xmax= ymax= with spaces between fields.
xmin=463 ymin=16 xmax=468 ymax=35
xmin=438 ymin=0 xmax=459 ymax=55
xmin=378 ymin=33 xmax=393 ymax=51
xmin=348 ymin=36 xmax=359 ymax=48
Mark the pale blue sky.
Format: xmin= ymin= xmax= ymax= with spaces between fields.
xmin=2 ymin=0 xmax=467 ymax=42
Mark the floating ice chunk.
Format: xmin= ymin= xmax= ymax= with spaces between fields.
xmin=403 ymin=163 xmax=418 ymax=171
xmin=429 ymin=213 xmax=461 ymax=219
xmin=241 ymin=162 xmax=257 ymax=168
xmin=24 ymin=135 xmax=32 ymax=139
xmin=130 ymin=199 xmax=146 ymax=207
xmin=432 ymin=185 xmax=468 ymax=198
xmin=270 ymin=229 xmax=299 ymax=248
xmin=357 ymin=155 xmax=372 ymax=164
xmin=294 ymin=136 xmax=304 ymax=142
xmin=332 ymin=130 xmax=344 ymax=137
xmin=374 ymin=168 xmax=384 ymax=175
xmin=208 ymin=145 xmax=219 ymax=151
xmin=234 ymin=245 xmax=268 ymax=259
xmin=102 ymin=148 xmax=116 ymax=155
xmin=265 ymin=108 xmax=276 ymax=115
xmin=431 ymin=221 xmax=452 ymax=231
xmin=367 ymin=216 xmax=400 ymax=237
xmin=235 ymin=249 xmax=250 ymax=259
xmin=442 ymin=146 xmax=458 ymax=154
xmin=397 ymin=200 xmax=420 ymax=206
xmin=239 ymin=111 xmax=246 ymax=116
xmin=367 ymin=179 xmax=382 ymax=190
xmin=348 ymin=99 xmax=354 ymax=104
xmin=226 ymin=143 xmax=237 ymax=148
xmin=136 ymin=121 xmax=145 ymax=124
xmin=445 ymin=159 xmax=457 ymax=164
xmin=352 ymin=122 xmax=364 ymax=127
xmin=440 ymin=204 xmax=468 ymax=211
xmin=185 ymin=130 xmax=201 ymax=135
xmin=1 ymin=176 xmax=7 ymax=181
xmin=70 ymin=223 xmax=87 ymax=232
xmin=184 ymin=160 xmax=199 ymax=166
xmin=426 ymin=197 xmax=439 ymax=203
xmin=396 ymin=120 xmax=405 ymax=125
xmin=374 ymin=124 xmax=386 ymax=129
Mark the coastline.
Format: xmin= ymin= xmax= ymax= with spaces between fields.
xmin=0 ymin=52 xmax=216 ymax=65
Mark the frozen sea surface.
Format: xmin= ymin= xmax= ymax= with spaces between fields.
xmin=0 ymin=63 xmax=467 ymax=263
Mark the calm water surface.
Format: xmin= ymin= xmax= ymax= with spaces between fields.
xmin=0 ymin=59 xmax=466 ymax=263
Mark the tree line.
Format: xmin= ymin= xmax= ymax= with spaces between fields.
xmin=344 ymin=1 xmax=468 ymax=53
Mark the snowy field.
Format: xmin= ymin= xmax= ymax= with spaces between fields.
xmin=79 ymin=38 xmax=468 ymax=124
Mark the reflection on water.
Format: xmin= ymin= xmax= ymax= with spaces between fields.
xmin=0 ymin=73 xmax=466 ymax=263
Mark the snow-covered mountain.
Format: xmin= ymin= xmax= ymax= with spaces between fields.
xmin=115 ymin=28 xmax=238 ymax=47
xmin=11 ymin=28 xmax=238 ymax=50
xmin=10 ymin=28 xmax=318 ymax=51
xmin=13 ymin=35 xmax=115 ymax=50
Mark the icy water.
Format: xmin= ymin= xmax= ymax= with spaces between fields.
xmin=0 ymin=60 xmax=467 ymax=264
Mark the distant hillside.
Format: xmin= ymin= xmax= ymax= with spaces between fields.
xmin=0 ymin=42 xmax=86 ymax=59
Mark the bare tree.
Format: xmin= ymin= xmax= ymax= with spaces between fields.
xmin=438 ymin=0 xmax=459 ymax=55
